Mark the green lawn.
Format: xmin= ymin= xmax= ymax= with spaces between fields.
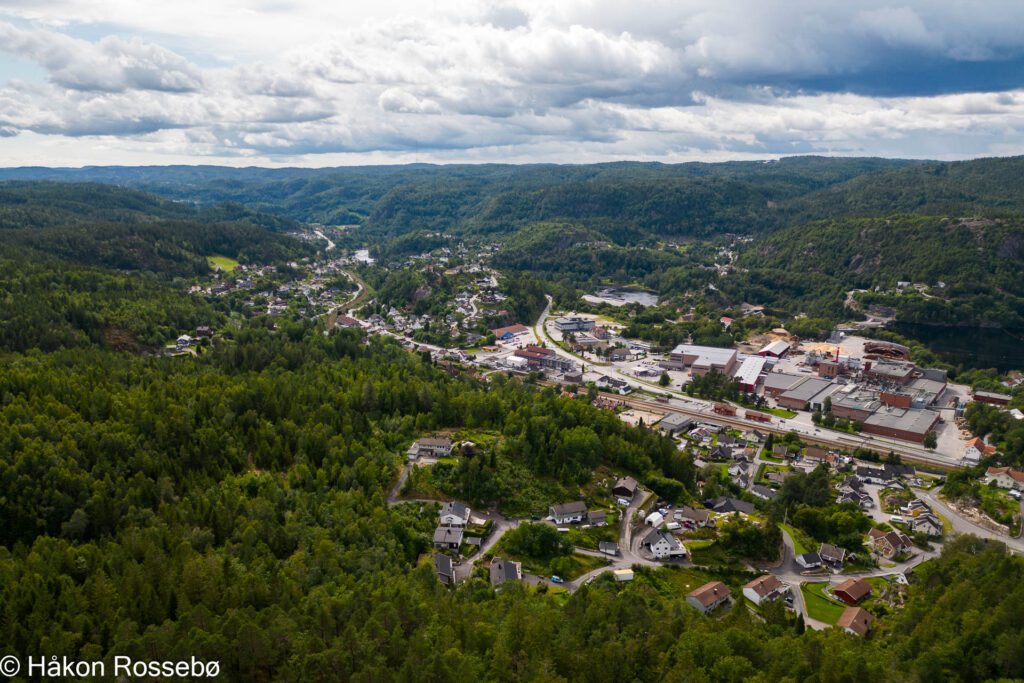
xmin=801 ymin=582 xmax=847 ymax=625
xmin=778 ymin=523 xmax=812 ymax=555
xmin=207 ymin=255 xmax=239 ymax=272
xmin=508 ymin=551 xmax=608 ymax=581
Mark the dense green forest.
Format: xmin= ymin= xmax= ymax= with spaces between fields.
xmin=733 ymin=214 xmax=1024 ymax=326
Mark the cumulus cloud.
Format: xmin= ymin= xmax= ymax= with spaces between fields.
xmin=1 ymin=1 xmax=1024 ymax=164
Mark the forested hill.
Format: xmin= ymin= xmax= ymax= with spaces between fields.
xmin=0 ymin=182 xmax=308 ymax=275
xmin=0 ymin=157 xmax=917 ymax=236
xmin=736 ymin=215 xmax=1024 ymax=329
xmin=1 ymin=156 xmax=1022 ymax=241
xmin=785 ymin=156 xmax=1024 ymax=221
xmin=0 ymin=183 xmax=313 ymax=352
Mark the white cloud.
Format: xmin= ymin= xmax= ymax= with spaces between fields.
xmin=1 ymin=1 xmax=1024 ymax=164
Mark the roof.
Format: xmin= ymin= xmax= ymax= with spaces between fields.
xmin=974 ymin=390 xmax=1012 ymax=401
xmin=599 ymin=541 xmax=619 ymax=554
xmin=744 ymin=574 xmax=784 ymax=597
xmin=709 ymin=497 xmax=755 ymax=515
xmin=987 ymin=466 xmax=1024 ymax=482
xmin=679 ymin=506 xmax=711 ymax=522
xmin=489 ymin=557 xmax=521 ymax=585
xmin=797 ymin=552 xmax=821 ymax=565
xmin=433 ymin=527 xmax=464 ymax=545
xmin=763 ymin=372 xmax=805 ymax=392
xmin=970 ymin=438 xmax=999 ymax=455
xmin=550 ymin=501 xmax=588 ymax=516
xmin=492 ymin=323 xmax=528 ymax=337
xmin=733 ymin=355 xmax=767 ymax=385
xmin=819 ymin=543 xmax=847 ymax=562
xmin=834 ymin=578 xmax=871 ymax=602
xmin=688 ymin=581 xmax=731 ymax=607
xmin=837 ymin=607 xmax=873 ymax=636
xmin=758 ymin=340 xmax=790 ymax=356
xmin=420 ymin=436 xmax=453 ymax=448
xmin=613 ymin=476 xmax=639 ymax=493
xmin=779 ymin=377 xmax=833 ymax=403
xmin=751 ymin=484 xmax=777 ymax=500
xmin=643 ymin=528 xmax=681 ymax=550
xmin=440 ymin=501 xmax=469 ymax=519
xmin=434 ymin=554 xmax=453 ymax=578
xmin=863 ymin=408 xmax=939 ymax=435
xmin=657 ymin=413 xmax=693 ymax=429
xmin=670 ymin=344 xmax=737 ymax=367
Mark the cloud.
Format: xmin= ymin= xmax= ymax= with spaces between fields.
xmin=0 ymin=22 xmax=203 ymax=92
xmin=2 ymin=1 xmax=1024 ymax=164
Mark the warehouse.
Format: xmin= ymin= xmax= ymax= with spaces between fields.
xmin=776 ymin=377 xmax=833 ymax=411
xmin=862 ymin=408 xmax=940 ymax=443
xmin=762 ymin=372 xmax=805 ymax=398
xmin=669 ymin=344 xmax=738 ymax=376
xmin=733 ymin=355 xmax=767 ymax=391
xmin=757 ymin=340 xmax=790 ymax=358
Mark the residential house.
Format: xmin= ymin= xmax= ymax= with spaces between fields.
xmin=837 ymin=607 xmax=873 ymax=637
xmin=642 ymin=529 xmax=687 ymax=559
xmin=439 ymin=501 xmax=472 ymax=528
xmin=833 ymin=578 xmax=872 ymax=605
xmin=819 ymin=543 xmax=847 ymax=567
xmin=595 ymin=375 xmax=632 ymax=394
xmin=795 ymin=552 xmax=822 ymax=569
xmin=687 ymin=581 xmax=732 ymax=614
xmin=434 ymin=554 xmax=455 ymax=587
xmin=433 ymin=526 xmax=464 ymax=550
xmin=985 ymin=466 xmax=1024 ymax=490
xmin=707 ymin=497 xmax=756 ymax=515
xmin=868 ymin=528 xmax=914 ymax=559
xmin=751 ymin=484 xmax=777 ymax=501
xmin=588 ymin=510 xmax=608 ymax=527
xmin=612 ymin=476 xmax=639 ymax=499
xmin=910 ymin=514 xmax=943 ymax=537
xmin=408 ymin=436 xmax=454 ymax=460
xmin=489 ymin=557 xmax=522 ymax=587
xmin=677 ymin=506 xmax=712 ymax=527
xmin=599 ymin=541 xmax=620 ymax=556
xmin=743 ymin=575 xmax=788 ymax=606
xmin=549 ymin=501 xmax=588 ymax=524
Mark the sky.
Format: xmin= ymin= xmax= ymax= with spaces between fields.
xmin=1 ymin=0 xmax=1024 ymax=167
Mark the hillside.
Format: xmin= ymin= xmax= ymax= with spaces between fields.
xmin=735 ymin=215 xmax=1024 ymax=328
xmin=0 ymin=157 xmax=916 ymax=236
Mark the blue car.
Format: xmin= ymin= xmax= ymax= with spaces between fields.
xmin=550 ymin=575 xmax=563 ymax=583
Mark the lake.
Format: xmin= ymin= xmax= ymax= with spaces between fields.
xmin=890 ymin=322 xmax=1024 ymax=372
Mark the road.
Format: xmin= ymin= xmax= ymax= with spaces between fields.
xmin=313 ymin=229 xmax=337 ymax=250
xmin=913 ymin=486 xmax=1024 ymax=554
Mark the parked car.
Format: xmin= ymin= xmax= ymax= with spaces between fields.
xmin=666 ymin=522 xmax=681 ymax=531
xmin=551 ymin=575 xmax=564 ymax=583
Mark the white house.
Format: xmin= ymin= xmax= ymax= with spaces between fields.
xmin=743 ymin=575 xmax=788 ymax=606
xmin=549 ymin=501 xmax=588 ymax=524
xmin=687 ymin=581 xmax=731 ymax=614
xmin=439 ymin=501 xmax=472 ymax=527
xmin=965 ymin=437 xmax=997 ymax=463
xmin=642 ymin=529 xmax=686 ymax=559
xmin=985 ymin=466 xmax=1024 ymax=491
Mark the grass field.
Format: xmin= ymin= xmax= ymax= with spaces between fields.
xmin=778 ymin=523 xmax=812 ymax=555
xmin=801 ymin=582 xmax=846 ymax=624
xmin=208 ymin=255 xmax=240 ymax=272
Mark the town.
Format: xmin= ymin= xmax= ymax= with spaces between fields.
xmin=174 ymin=228 xmax=1024 ymax=637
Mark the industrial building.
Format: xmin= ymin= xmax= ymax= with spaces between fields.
xmin=553 ymin=316 xmax=595 ymax=333
xmin=862 ymin=407 xmax=940 ymax=443
xmin=733 ymin=355 xmax=767 ymax=391
xmin=669 ymin=344 xmax=738 ymax=376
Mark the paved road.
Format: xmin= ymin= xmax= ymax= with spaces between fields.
xmin=913 ymin=486 xmax=1024 ymax=554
